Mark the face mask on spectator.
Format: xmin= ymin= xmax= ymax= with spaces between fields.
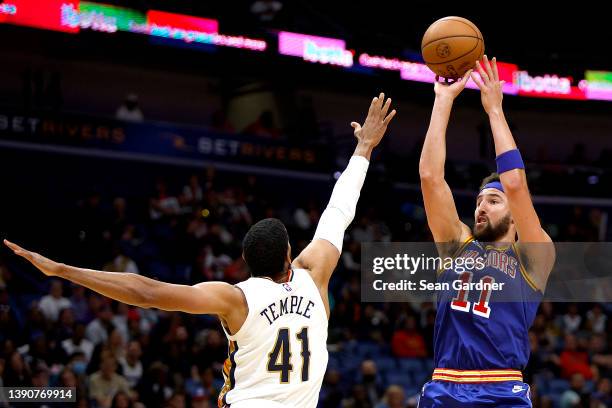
xmin=72 ymin=361 xmax=87 ymax=375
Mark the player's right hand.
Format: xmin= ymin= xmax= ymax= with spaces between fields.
xmin=4 ymin=239 xmax=63 ymax=277
xmin=351 ymin=92 xmax=396 ymax=149
xmin=434 ymin=70 xmax=472 ymax=100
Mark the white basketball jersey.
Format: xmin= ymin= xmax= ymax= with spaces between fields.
xmin=218 ymin=268 xmax=328 ymax=408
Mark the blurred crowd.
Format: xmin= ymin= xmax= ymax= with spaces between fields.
xmin=0 ymin=167 xmax=611 ymax=408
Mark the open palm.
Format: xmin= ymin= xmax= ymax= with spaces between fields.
xmin=4 ymin=240 xmax=62 ymax=277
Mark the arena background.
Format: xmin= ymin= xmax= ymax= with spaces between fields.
xmin=0 ymin=1 xmax=610 ymax=407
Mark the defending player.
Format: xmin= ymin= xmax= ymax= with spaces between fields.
xmin=5 ymin=94 xmax=395 ymax=408
xmin=417 ymin=56 xmax=555 ymax=407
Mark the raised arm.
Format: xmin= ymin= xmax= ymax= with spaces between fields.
xmin=419 ymin=72 xmax=473 ymax=246
xmin=292 ymin=93 xmax=396 ymax=310
xmin=4 ymin=240 xmax=247 ymax=331
xmin=471 ymin=56 xmax=555 ymax=288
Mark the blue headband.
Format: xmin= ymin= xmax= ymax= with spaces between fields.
xmin=480 ymin=181 xmax=505 ymax=194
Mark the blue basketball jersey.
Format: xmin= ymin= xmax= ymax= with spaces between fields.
xmin=434 ymin=237 xmax=542 ymax=370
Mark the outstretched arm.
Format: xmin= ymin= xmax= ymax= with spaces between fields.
xmin=471 ymin=56 xmax=555 ymax=289
xmin=4 ymin=240 xmax=244 ymax=320
xmin=419 ymin=72 xmax=473 ymax=246
xmin=292 ymin=93 xmax=396 ymax=306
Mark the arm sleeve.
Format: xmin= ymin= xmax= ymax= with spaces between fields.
xmin=313 ymin=155 xmax=369 ymax=252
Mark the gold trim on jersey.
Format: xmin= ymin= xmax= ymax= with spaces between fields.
xmin=218 ymin=340 xmax=238 ymax=408
xmin=512 ymin=243 xmax=541 ymax=292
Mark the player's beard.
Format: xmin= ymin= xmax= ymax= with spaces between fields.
xmin=473 ymin=213 xmax=512 ymax=242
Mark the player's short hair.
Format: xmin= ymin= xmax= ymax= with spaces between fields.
xmin=242 ymin=218 xmax=289 ymax=277
xmin=479 ymin=172 xmax=501 ymax=190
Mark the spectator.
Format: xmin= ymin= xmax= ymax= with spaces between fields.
xmin=0 ymin=292 xmax=21 ymax=344
xmin=182 ymin=175 xmax=204 ymax=211
xmin=24 ymin=332 xmax=54 ymax=368
xmin=391 ymin=316 xmax=427 ymax=358
xmin=166 ymin=391 xmax=186 ymax=408
xmin=38 ymin=280 xmax=72 ymax=322
xmin=52 ymin=307 xmax=76 ymax=341
xmin=89 ymin=353 xmax=131 ymax=408
xmin=559 ymin=334 xmax=593 ymax=380
xmin=359 ymin=360 xmax=383 ymax=407
xmin=562 ymin=304 xmax=582 ymax=334
xmin=70 ymin=284 xmax=91 ymax=324
xmin=111 ymin=303 xmax=130 ymax=344
xmin=62 ymin=323 xmax=94 ymax=363
xmin=591 ymin=378 xmax=612 ymax=407
xmin=3 ymin=351 xmax=31 ymax=386
xmin=105 ymin=327 xmax=128 ymax=362
xmin=108 ymin=197 xmax=130 ymax=240
xmin=359 ymin=305 xmax=389 ymax=342
xmin=341 ymin=384 xmax=373 ymax=408
xmin=116 ymin=93 xmax=144 ymax=122
xmin=342 ymin=241 xmax=361 ymax=273
xmin=352 ymin=216 xmax=375 ymax=242
xmin=191 ymin=388 xmax=213 ymax=408
xmin=560 ymin=373 xmax=589 ymax=407
xmin=118 ymin=341 xmax=143 ymax=389
xmin=586 ymin=304 xmax=607 ymax=334
xmin=86 ymin=304 xmax=115 ymax=346
xmin=31 ymin=364 xmax=50 ymax=387
xmin=104 ymin=247 xmax=140 ymax=275
xmin=320 ymin=369 xmax=343 ymax=408
xmin=68 ymin=352 xmax=89 ymax=382
xmin=111 ymin=391 xmax=133 ymax=408
xmin=150 ymin=180 xmax=181 ymax=221
xmin=59 ymin=367 xmax=79 ymax=389
xmin=375 ymin=385 xmax=406 ymax=408
xmin=137 ymin=361 xmax=173 ymax=407
xmin=195 ymin=330 xmax=226 ymax=372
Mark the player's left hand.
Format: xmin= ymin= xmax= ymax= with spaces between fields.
xmin=471 ymin=55 xmax=504 ymax=114
xmin=4 ymin=239 xmax=63 ymax=277
xmin=351 ymin=92 xmax=396 ymax=150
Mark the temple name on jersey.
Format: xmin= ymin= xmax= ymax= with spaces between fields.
xmin=259 ymin=295 xmax=316 ymax=325
xmin=461 ymin=249 xmax=519 ymax=279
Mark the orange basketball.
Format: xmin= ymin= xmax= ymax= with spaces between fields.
xmin=421 ymin=16 xmax=485 ymax=79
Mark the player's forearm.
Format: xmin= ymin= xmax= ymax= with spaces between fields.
xmin=420 ymin=96 xmax=453 ymax=179
xmin=59 ymin=264 xmax=159 ymax=307
xmin=313 ymin=155 xmax=369 ymax=252
xmin=487 ymin=109 xmax=528 ymax=191
xmin=353 ymin=140 xmax=375 ymax=161
xmin=487 ymin=110 xmax=517 ymax=155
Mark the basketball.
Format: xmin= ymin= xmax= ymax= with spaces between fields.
xmin=421 ymin=16 xmax=485 ymax=79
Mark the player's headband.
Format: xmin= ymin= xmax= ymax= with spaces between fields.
xmin=479 ymin=181 xmax=505 ymax=194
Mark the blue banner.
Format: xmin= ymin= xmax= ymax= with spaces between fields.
xmin=0 ymin=111 xmax=331 ymax=171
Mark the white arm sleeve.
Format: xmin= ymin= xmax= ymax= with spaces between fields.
xmin=313 ymin=155 xmax=369 ymax=253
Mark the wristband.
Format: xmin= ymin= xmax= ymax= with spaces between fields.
xmin=496 ymin=149 xmax=524 ymax=174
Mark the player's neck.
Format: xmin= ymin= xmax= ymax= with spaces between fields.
xmin=491 ymin=233 xmax=516 ymax=245
xmin=259 ymin=270 xmax=291 ymax=283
